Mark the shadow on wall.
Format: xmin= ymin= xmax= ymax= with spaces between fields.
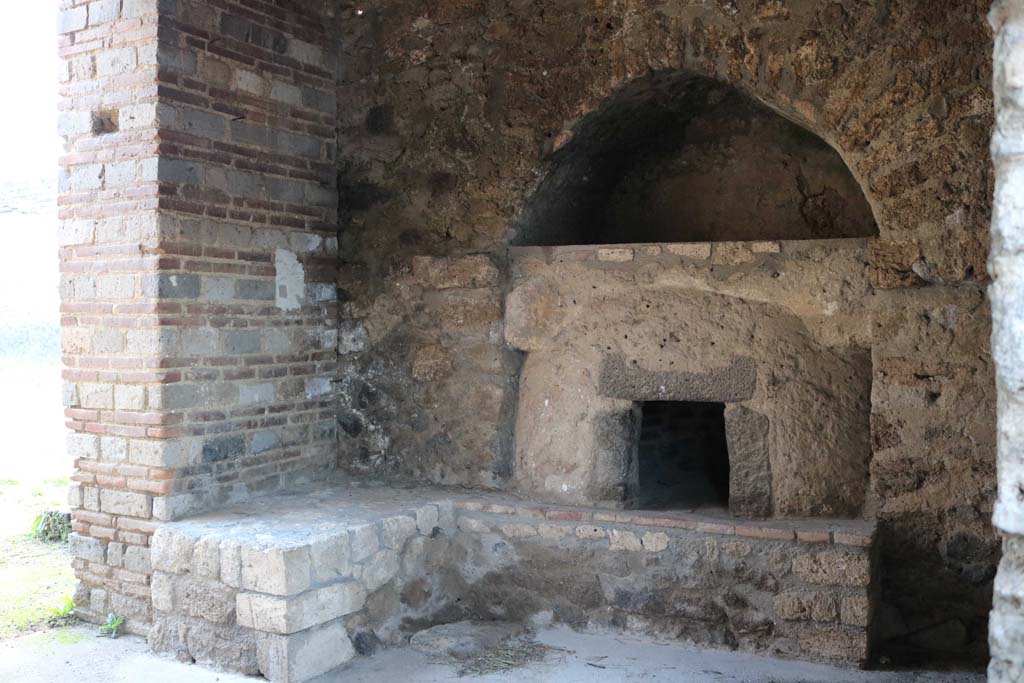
xmin=510 ymin=70 xmax=878 ymax=246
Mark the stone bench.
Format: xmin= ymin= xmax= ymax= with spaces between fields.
xmin=149 ymin=478 xmax=877 ymax=682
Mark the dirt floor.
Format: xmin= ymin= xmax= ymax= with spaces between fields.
xmin=0 ymin=624 xmax=987 ymax=683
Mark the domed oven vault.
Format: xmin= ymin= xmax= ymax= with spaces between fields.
xmin=506 ymin=72 xmax=876 ymax=522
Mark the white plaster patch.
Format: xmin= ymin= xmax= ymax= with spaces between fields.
xmin=305 ymin=377 xmax=333 ymax=399
xmin=289 ymin=232 xmax=323 ymax=254
xmin=275 ymin=249 xmax=305 ymax=311
xmin=338 ymin=321 xmax=369 ymax=354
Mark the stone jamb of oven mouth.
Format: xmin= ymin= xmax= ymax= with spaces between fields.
xmin=597 ymin=353 xmax=771 ymax=518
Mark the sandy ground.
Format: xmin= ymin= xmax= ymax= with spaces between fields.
xmin=0 ymin=180 xmax=76 ymax=640
xmin=0 ymin=624 xmax=986 ymax=683
xmin=0 ymin=359 xmax=75 ymax=639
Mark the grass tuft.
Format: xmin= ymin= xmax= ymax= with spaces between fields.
xmin=98 ymin=613 xmax=125 ymax=639
xmin=46 ymin=596 xmax=76 ymax=628
xmin=31 ymin=510 xmax=71 ymax=543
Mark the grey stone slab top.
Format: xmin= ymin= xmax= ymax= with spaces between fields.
xmin=165 ymin=476 xmax=876 ymax=549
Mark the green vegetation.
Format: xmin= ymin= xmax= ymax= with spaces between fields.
xmin=47 ymin=596 xmax=76 ymax=628
xmin=31 ymin=510 xmax=71 ymax=543
xmin=98 ymin=613 xmax=125 ymax=639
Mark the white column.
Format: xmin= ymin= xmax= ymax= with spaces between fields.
xmin=989 ymin=2 xmax=1024 ymax=681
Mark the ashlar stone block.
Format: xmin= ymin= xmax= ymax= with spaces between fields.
xmin=256 ymin=618 xmax=355 ymax=683
xmin=774 ymin=591 xmax=838 ymax=622
xmin=382 ymin=516 xmax=417 ymax=550
xmin=792 ymin=550 xmax=870 ymax=587
xmin=415 ymin=505 xmax=439 ymax=534
xmin=310 ymin=534 xmax=352 ymax=583
xmin=236 ymin=581 xmax=366 ymax=634
xmin=151 ymin=572 xmax=174 ymax=612
xmin=220 ymin=540 xmax=242 ymax=588
xmin=349 ymin=525 xmax=379 ymax=562
xmin=192 ymin=537 xmax=220 ymax=579
xmin=241 ymin=545 xmax=312 ymax=596
xmin=70 ymin=533 xmax=106 ymax=564
xmin=100 ymin=489 xmax=152 ymax=518
xmin=178 ymin=575 xmax=236 ymax=624
xmin=151 ymin=528 xmax=196 ymax=574
xmin=357 ymin=549 xmax=400 ymax=592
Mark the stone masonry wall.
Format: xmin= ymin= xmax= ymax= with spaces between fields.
xmin=59 ymin=0 xmax=339 ymax=631
xmin=335 ymin=0 xmax=997 ymax=665
xmin=988 ymin=3 xmax=1024 ymax=681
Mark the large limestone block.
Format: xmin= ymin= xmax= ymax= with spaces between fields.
xmin=256 ymin=618 xmax=355 ymax=682
xmin=151 ymin=573 xmax=236 ymax=624
xmin=358 ymin=549 xmax=400 ymax=592
xmin=725 ymin=405 xmax=771 ymax=518
xmin=241 ymin=545 xmax=312 ymax=596
xmin=349 ymin=524 xmax=379 ymax=562
xmin=149 ymin=614 xmax=260 ymax=676
xmin=237 ymin=581 xmax=366 ymax=634
xmin=382 ymin=515 xmax=417 ymax=549
xmin=69 ymin=533 xmax=106 ymax=564
xmin=415 ymin=505 xmax=439 ymax=534
xmin=309 ymin=533 xmax=352 ymax=582
xmin=150 ymin=528 xmax=195 ymax=574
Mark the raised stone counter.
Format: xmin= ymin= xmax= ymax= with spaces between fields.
xmin=149 ymin=478 xmax=876 ymax=681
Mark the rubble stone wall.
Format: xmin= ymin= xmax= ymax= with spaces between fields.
xmin=334 ymin=0 xmax=997 ymax=665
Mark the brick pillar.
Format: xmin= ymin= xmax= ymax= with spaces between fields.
xmin=989 ymin=2 xmax=1024 ymax=681
xmin=60 ymin=0 xmax=164 ymax=631
xmin=147 ymin=0 xmax=339 ymax=520
xmin=58 ymin=0 xmax=339 ymax=631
